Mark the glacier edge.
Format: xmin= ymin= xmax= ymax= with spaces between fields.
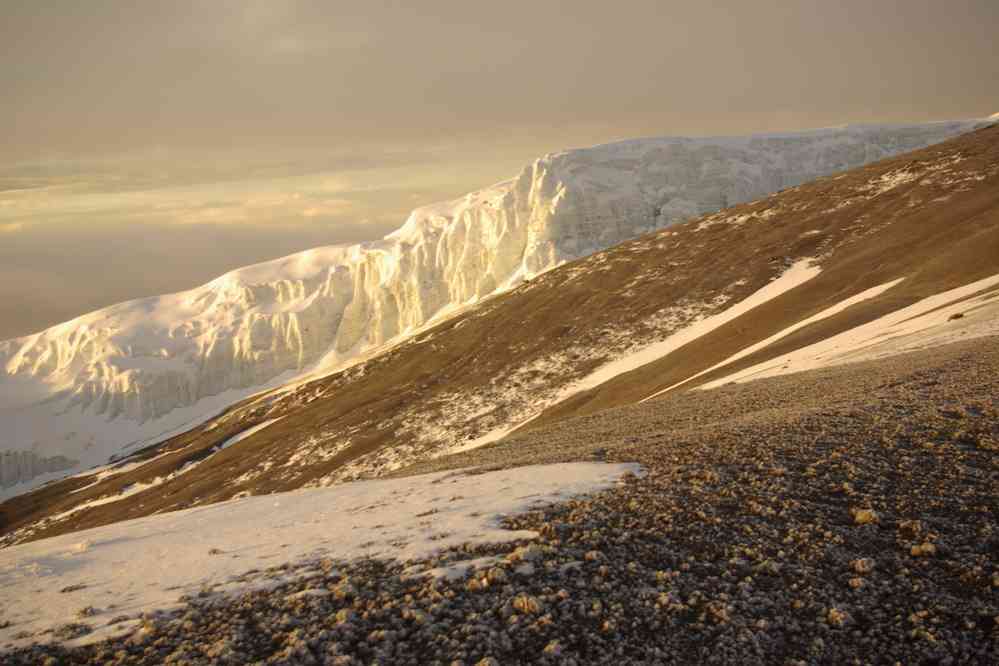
xmin=0 ymin=118 xmax=988 ymax=496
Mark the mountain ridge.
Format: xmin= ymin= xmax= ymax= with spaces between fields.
xmin=2 ymin=118 xmax=986 ymax=497
xmin=2 ymin=121 xmax=997 ymax=545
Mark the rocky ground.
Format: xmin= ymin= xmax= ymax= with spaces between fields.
xmin=5 ymin=336 xmax=998 ymax=664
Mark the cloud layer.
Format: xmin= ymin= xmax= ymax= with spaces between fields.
xmin=0 ymin=150 xmax=527 ymax=340
xmin=2 ymin=0 xmax=996 ymax=339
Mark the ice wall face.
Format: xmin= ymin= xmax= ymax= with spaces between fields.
xmin=0 ymin=119 xmax=984 ymax=496
xmin=0 ymin=452 xmax=78 ymax=489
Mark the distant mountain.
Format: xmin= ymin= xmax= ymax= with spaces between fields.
xmin=3 ymin=119 xmax=997 ymax=545
xmin=0 ymin=119 xmax=986 ymax=498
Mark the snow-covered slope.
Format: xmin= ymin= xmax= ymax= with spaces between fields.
xmin=0 ymin=462 xmax=637 ymax=648
xmin=0 ymin=119 xmax=984 ymax=496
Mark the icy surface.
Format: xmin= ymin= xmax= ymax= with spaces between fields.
xmin=217 ymin=417 xmax=286 ymax=451
xmin=345 ymin=259 xmax=816 ymax=467
xmin=0 ymin=462 xmax=637 ymax=648
xmin=0 ymin=119 xmax=983 ymax=496
xmin=643 ymin=278 xmax=906 ymax=400
xmin=700 ymin=274 xmax=999 ymax=388
xmin=564 ymin=259 xmax=821 ymax=401
xmin=441 ymin=259 xmax=822 ymax=441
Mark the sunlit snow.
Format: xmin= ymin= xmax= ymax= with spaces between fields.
xmin=0 ymin=462 xmax=638 ymax=649
xmin=701 ymin=273 xmax=999 ymax=388
xmin=0 ymin=119 xmax=985 ymax=498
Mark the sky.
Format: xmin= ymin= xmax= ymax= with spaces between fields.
xmin=2 ymin=0 xmax=997 ymax=340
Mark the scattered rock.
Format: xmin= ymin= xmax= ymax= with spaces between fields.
xmin=851 ymin=508 xmax=879 ymax=525
xmin=53 ymin=622 xmax=92 ymax=641
xmin=512 ymin=593 xmax=543 ymax=615
xmin=58 ymin=584 xmax=87 ymax=594
xmin=850 ymin=558 xmax=875 ymax=574
xmin=827 ymin=607 xmax=849 ymax=627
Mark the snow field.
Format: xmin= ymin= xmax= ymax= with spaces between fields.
xmin=0 ymin=462 xmax=638 ymax=649
xmin=701 ymin=273 xmax=999 ymax=389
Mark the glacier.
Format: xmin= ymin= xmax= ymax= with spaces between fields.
xmin=0 ymin=118 xmax=987 ymax=498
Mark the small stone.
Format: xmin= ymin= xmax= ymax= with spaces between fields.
xmin=827 ymin=607 xmax=849 ymax=627
xmin=706 ymin=601 xmax=730 ymax=624
xmin=512 ymin=593 xmax=543 ymax=615
xmin=543 ymin=640 xmax=562 ymax=656
xmin=850 ymin=558 xmax=875 ymax=574
xmin=851 ymin=508 xmax=878 ymax=525
xmin=514 ymin=563 xmax=536 ymax=577
xmin=507 ymin=544 xmax=544 ymax=562
xmin=334 ymin=581 xmax=357 ymax=599
xmin=54 ymin=622 xmax=93 ymax=640
xmin=910 ymin=542 xmax=937 ymax=557
xmin=404 ymin=609 xmax=427 ymax=625
xmin=485 ymin=567 xmax=507 ymax=584
xmin=59 ymin=583 xmax=88 ymax=594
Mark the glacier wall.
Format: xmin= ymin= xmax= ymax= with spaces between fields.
xmin=0 ymin=451 xmax=78 ymax=490
xmin=0 ymin=119 xmax=984 ymax=495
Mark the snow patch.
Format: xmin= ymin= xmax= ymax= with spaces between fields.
xmin=643 ymin=277 xmax=905 ymax=400
xmin=701 ymin=274 xmax=999 ymax=388
xmin=0 ymin=462 xmax=638 ymax=649
xmin=557 ymin=258 xmax=821 ymax=403
xmin=217 ymin=417 xmax=285 ymax=451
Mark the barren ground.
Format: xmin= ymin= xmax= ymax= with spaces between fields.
xmin=7 ymin=335 xmax=997 ymax=664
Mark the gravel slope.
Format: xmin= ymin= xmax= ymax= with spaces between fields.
xmin=6 ymin=336 xmax=997 ymax=664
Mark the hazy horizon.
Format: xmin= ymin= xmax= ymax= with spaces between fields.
xmin=2 ymin=1 xmax=997 ymax=340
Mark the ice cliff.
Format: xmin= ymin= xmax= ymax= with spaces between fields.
xmin=0 ymin=119 xmax=985 ymax=495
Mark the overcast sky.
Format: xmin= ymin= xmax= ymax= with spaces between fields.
xmin=2 ymin=0 xmax=997 ymax=340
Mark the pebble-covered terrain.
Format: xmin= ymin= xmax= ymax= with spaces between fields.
xmin=5 ymin=336 xmax=998 ymax=664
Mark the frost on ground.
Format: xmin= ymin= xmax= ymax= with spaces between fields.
xmin=323 ymin=300 xmax=724 ymax=483
xmin=0 ymin=462 xmax=637 ymax=650
xmin=435 ymin=260 xmax=819 ymax=456
xmin=301 ymin=259 xmax=820 ymax=484
xmin=566 ymin=259 xmax=820 ymax=400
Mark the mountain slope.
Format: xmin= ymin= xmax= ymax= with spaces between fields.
xmin=0 ymin=119 xmax=984 ymax=497
xmin=3 ymin=122 xmax=997 ymax=546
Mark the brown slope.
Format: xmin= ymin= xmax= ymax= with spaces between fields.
xmin=9 ymin=336 xmax=998 ymax=663
xmin=532 ymin=125 xmax=999 ymax=423
xmin=2 ymin=123 xmax=998 ymax=546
